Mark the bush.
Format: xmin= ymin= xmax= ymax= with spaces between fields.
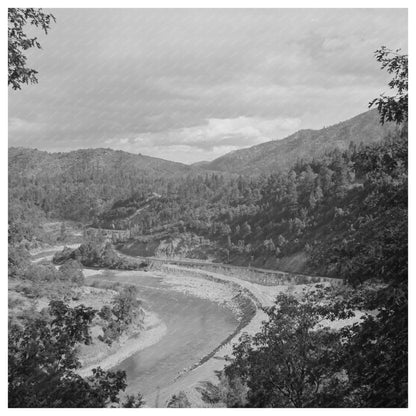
xmin=59 ymin=260 xmax=84 ymax=285
xmin=167 ymin=391 xmax=191 ymax=408
xmin=52 ymin=247 xmax=75 ymax=265
xmin=23 ymin=263 xmax=60 ymax=282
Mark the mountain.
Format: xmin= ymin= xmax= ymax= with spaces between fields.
xmin=202 ymin=109 xmax=397 ymax=175
xmin=8 ymin=147 xmax=193 ymax=222
xmin=191 ymin=160 xmax=210 ymax=168
xmin=8 ymin=147 xmax=191 ymax=179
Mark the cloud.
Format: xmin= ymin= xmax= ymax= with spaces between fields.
xmin=104 ymin=116 xmax=300 ymax=155
xmin=8 ymin=8 xmax=408 ymax=163
xmin=9 ymin=117 xmax=46 ymax=133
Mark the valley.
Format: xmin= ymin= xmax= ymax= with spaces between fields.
xmin=16 ymin=237 xmax=356 ymax=407
xmin=19 ymin=242 xmax=281 ymax=406
xmin=8 ymin=114 xmax=408 ymax=407
xmin=7 ymin=7 xmax=408 ymax=409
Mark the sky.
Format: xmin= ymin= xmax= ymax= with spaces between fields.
xmin=8 ymin=8 xmax=408 ymax=164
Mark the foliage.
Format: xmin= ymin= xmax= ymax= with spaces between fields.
xmin=112 ymin=285 xmax=142 ymax=325
xmin=8 ymin=8 xmax=55 ymax=90
xmin=12 ymin=259 xmax=85 ymax=299
xmin=340 ymin=282 xmax=407 ymax=407
xmin=219 ymin=289 xmax=354 ymax=407
xmin=53 ymin=241 xmax=138 ymax=270
xmin=197 ymin=375 xmax=248 ymax=407
xmin=8 ymin=146 xmax=189 ymax=223
xmin=53 ymin=246 xmax=76 ymax=264
xmin=59 ymin=260 xmax=85 ymax=285
xmin=167 ymin=391 xmax=191 ymax=408
xmin=369 ymin=47 xmax=408 ymax=124
xmin=8 ymin=245 xmax=30 ymax=278
xmin=309 ymin=132 xmax=407 ymax=284
xmin=120 ymin=394 xmax=145 ymax=408
xmin=96 ymin=286 xmax=144 ymax=345
xmin=8 ymin=200 xmax=47 ymax=248
xmin=9 ymin=301 xmax=144 ymax=407
xmin=9 ymin=301 xmax=115 ymax=406
xmin=98 ymin=305 xmax=113 ymax=321
xmin=211 ymin=283 xmax=407 ymax=408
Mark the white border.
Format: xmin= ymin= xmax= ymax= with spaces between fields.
xmin=2 ymin=1 xmax=413 ymax=415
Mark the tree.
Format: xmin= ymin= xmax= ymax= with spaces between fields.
xmin=59 ymin=259 xmax=85 ymax=285
xmin=8 ymin=301 xmax=141 ymax=407
xmin=112 ymin=285 xmax=142 ymax=326
xmin=369 ymin=47 xmax=408 ymax=124
xmin=167 ymin=391 xmax=191 ymax=408
xmin=121 ymin=394 xmax=145 ymax=408
xmin=98 ymin=305 xmax=113 ymax=321
xmin=8 ymin=8 xmax=55 ymax=90
xmin=198 ymin=374 xmax=248 ymax=407
xmin=224 ymin=248 xmax=230 ymax=262
xmin=310 ymin=131 xmax=407 ymax=285
xmin=59 ymin=222 xmax=66 ymax=241
xmin=276 ymin=234 xmax=287 ymax=248
xmin=340 ymin=284 xmax=407 ymax=407
xmin=8 ymin=245 xmax=29 ymax=278
xmin=263 ymin=239 xmax=275 ymax=253
xmin=240 ymin=222 xmax=252 ymax=238
xmin=222 ymin=290 xmax=354 ymax=407
xmin=219 ymin=223 xmax=232 ymax=237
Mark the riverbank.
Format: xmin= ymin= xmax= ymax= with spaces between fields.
xmin=82 ymin=267 xmax=258 ymax=406
xmin=82 ymin=263 xmax=332 ymax=407
xmin=27 ymin=247 xmax=332 ymax=407
xmin=77 ymin=308 xmax=167 ymax=377
xmin=142 ymin=264 xmax=331 ymax=407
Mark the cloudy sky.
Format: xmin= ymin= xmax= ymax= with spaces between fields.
xmin=8 ymin=8 xmax=408 ymax=164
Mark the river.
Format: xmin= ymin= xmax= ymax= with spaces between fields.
xmin=31 ymin=247 xmax=241 ymax=406
xmin=84 ymin=270 xmax=239 ymax=406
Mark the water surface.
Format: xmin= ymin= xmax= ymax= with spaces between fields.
xmin=88 ymin=270 xmax=238 ymax=405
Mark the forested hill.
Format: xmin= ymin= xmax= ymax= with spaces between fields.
xmin=8 ymin=147 xmax=191 ymax=178
xmin=8 ymin=147 xmax=194 ymax=223
xmin=203 ymin=109 xmax=396 ymax=175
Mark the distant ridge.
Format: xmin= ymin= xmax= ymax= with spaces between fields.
xmin=201 ymin=109 xmax=397 ymax=175
xmin=8 ymin=147 xmax=192 ymax=178
xmin=9 ymin=110 xmax=397 ymax=179
xmin=191 ymin=160 xmax=210 ymax=168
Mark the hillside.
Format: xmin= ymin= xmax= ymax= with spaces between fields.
xmin=8 ymin=147 xmax=193 ymax=223
xmin=8 ymin=147 xmax=191 ymax=179
xmin=203 ymin=109 xmax=397 ymax=175
xmin=107 ymin=129 xmax=407 ymax=282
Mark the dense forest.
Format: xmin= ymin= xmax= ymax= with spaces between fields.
xmin=106 ymin=128 xmax=406 ymax=285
